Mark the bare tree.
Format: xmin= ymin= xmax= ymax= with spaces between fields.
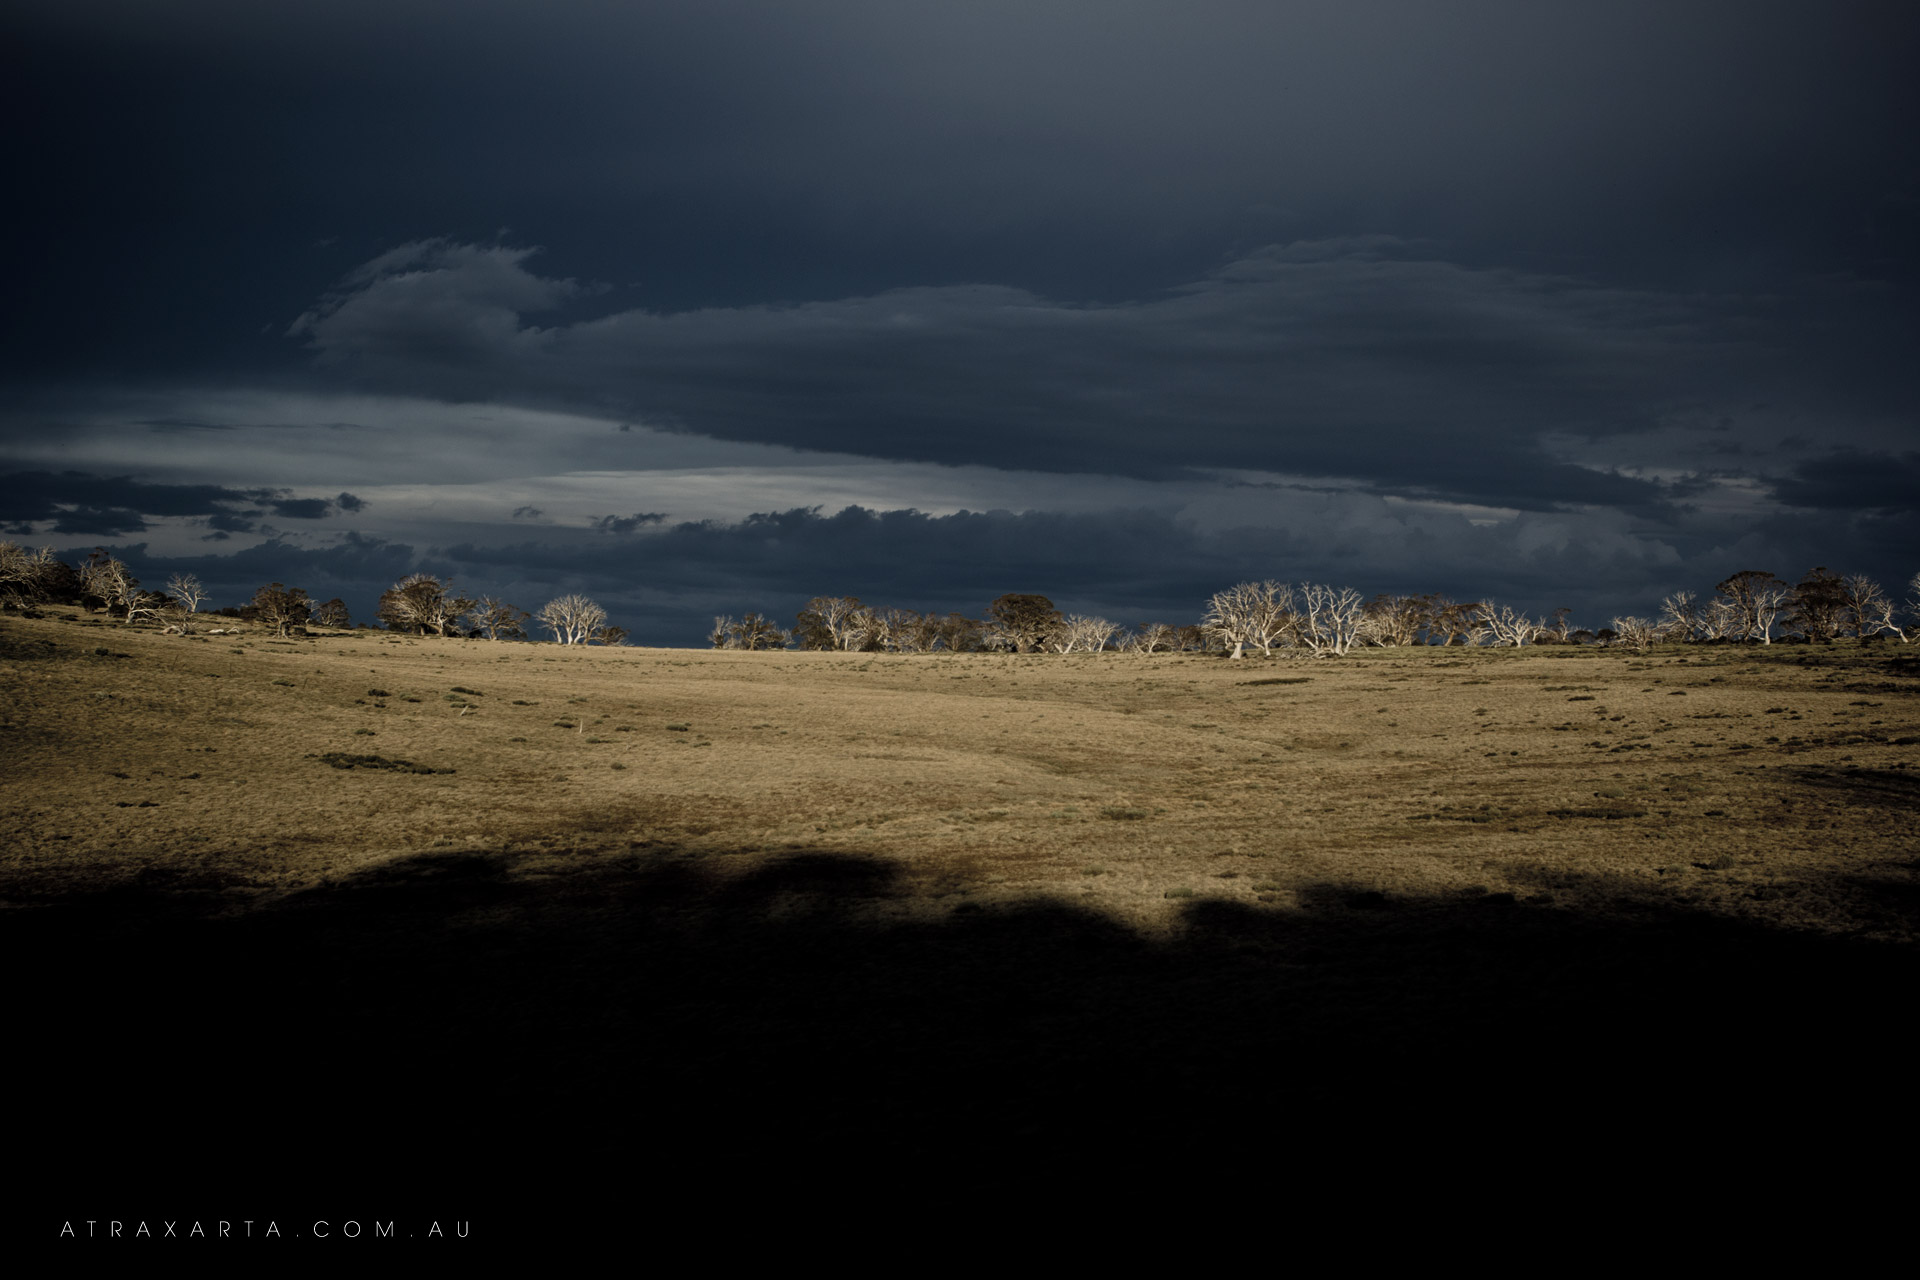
xmin=1840 ymin=574 xmax=1888 ymax=639
xmin=1862 ymin=592 xmax=1905 ymax=643
xmin=843 ymin=606 xmax=880 ymax=651
xmin=898 ymin=611 xmax=945 ymax=653
xmin=1203 ymin=585 xmax=1256 ymax=659
xmin=1660 ymin=590 xmax=1702 ymax=643
xmin=1715 ymin=570 xmax=1789 ymax=644
xmin=80 ymin=550 xmax=141 ymax=620
xmin=1131 ymin=622 xmax=1178 ymax=654
xmin=124 ymin=588 xmax=171 ymax=628
xmin=162 ymin=573 xmax=208 ymax=634
xmin=865 ymin=606 xmax=915 ymax=652
xmin=538 ymin=595 xmax=608 ymax=645
xmin=979 ymin=617 xmax=1020 ymax=652
xmin=1891 ymin=571 xmax=1920 ymax=644
xmin=1357 ymin=594 xmax=1430 ymax=647
xmin=1696 ymin=595 xmax=1741 ymax=642
xmin=1611 ymin=616 xmax=1659 ymax=651
xmin=166 ymin=573 xmax=207 ymax=616
xmin=1049 ymin=614 xmax=1117 ymax=653
xmin=1754 ymin=583 xmax=1791 ymax=644
xmin=1295 ymin=583 xmax=1365 ymax=656
xmin=1472 ymin=602 xmax=1541 ymax=648
xmin=463 ymin=596 xmax=529 ymax=641
xmin=796 ymin=596 xmax=872 ymax=651
xmin=1244 ymin=582 xmax=1294 ymax=655
xmin=1 ymin=543 xmax=60 ymax=609
xmin=1204 ymin=581 xmax=1290 ymax=658
xmin=726 ymin=612 xmax=789 ymax=650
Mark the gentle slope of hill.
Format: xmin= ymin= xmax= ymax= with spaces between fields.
xmin=5 ymin=613 xmax=1917 ymax=1233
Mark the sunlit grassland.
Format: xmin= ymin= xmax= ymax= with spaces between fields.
xmin=6 ymin=613 xmax=1915 ymax=940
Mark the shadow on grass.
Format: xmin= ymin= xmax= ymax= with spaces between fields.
xmin=1789 ymin=764 xmax=1920 ymax=810
xmin=8 ymin=841 xmax=1916 ymax=1231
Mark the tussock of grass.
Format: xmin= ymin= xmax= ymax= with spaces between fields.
xmin=314 ymin=752 xmax=452 ymax=775
xmin=1547 ymin=807 xmax=1648 ymax=820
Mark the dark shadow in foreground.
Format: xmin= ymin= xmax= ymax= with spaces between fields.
xmin=8 ymin=844 xmax=1915 ymax=1235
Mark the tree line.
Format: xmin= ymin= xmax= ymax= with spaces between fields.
xmin=0 ymin=548 xmax=625 ymax=646
xmin=716 ymin=568 xmax=1920 ymax=656
xmin=4 ymin=541 xmax=1915 ymax=655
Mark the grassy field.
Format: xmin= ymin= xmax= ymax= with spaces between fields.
xmin=6 ymin=611 xmax=1918 ymax=1223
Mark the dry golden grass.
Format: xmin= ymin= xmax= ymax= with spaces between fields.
xmin=6 ymin=612 xmax=1917 ymax=936
xmin=6 ymin=611 xmax=1918 ymax=1222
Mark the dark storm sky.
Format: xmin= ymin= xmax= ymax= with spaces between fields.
xmin=4 ymin=1 xmax=1916 ymax=642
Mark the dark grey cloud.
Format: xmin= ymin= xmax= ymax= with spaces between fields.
xmin=1770 ymin=450 xmax=1920 ymax=511
xmin=590 ymin=512 xmax=668 ymax=535
xmin=0 ymin=470 xmax=364 ymax=533
xmin=0 ymin=471 xmax=267 ymax=534
xmin=286 ymin=237 xmax=1750 ymax=512
xmin=265 ymin=497 xmax=334 ymax=519
xmin=0 ymin=471 xmax=258 ymax=524
xmin=258 ymin=491 xmax=365 ymax=519
xmin=6 ymin=1 xmax=1914 ymax=388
